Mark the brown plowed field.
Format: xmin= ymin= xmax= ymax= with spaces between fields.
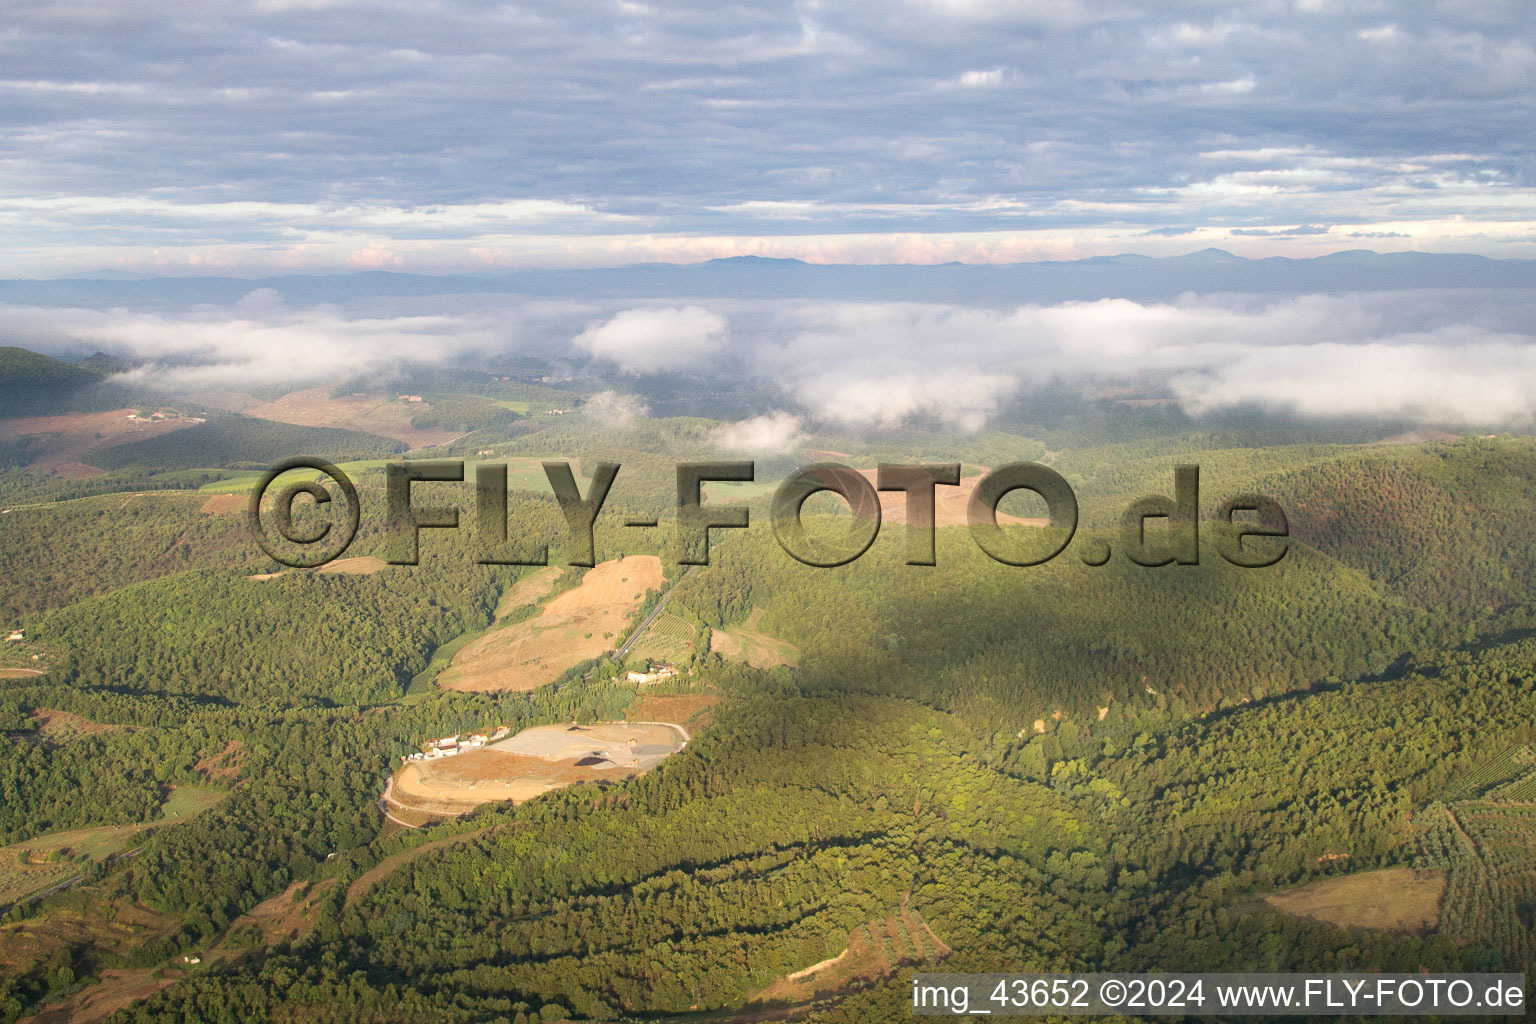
xmin=850 ymin=468 xmax=1048 ymax=528
xmin=199 ymin=493 xmax=244 ymax=514
xmin=494 ymin=566 xmax=564 ymax=618
xmin=0 ymin=409 xmax=197 ymax=477
xmin=440 ymin=556 xmax=663 ymax=692
xmin=243 ymin=387 xmax=462 ymax=449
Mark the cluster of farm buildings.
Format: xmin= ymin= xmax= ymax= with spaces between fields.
xmin=626 ymin=665 xmax=678 ymax=685
xmin=400 ymin=726 xmax=511 ymax=764
xmin=126 ymin=409 xmax=204 ymax=423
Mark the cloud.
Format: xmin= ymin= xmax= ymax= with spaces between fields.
xmin=797 ymin=369 xmax=1018 ymax=432
xmin=5 ymin=285 xmax=1536 ymax=429
xmin=1231 ymin=224 xmax=1332 ymax=237
xmin=572 ymin=307 xmax=728 ymax=374
xmin=1172 ymin=334 xmax=1536 ymax=424
xmin=712 ymin=411 xmax=806 ymax=454
xmin=754 ymin=290 xmax=1536 ymax=428
xmin=2 ymin=2 xmax=1536 ymax=273
xmin=581 ymin=390 xmax=651 ymax=430
xmin=0 ymin=291 xmax=507 ymax=389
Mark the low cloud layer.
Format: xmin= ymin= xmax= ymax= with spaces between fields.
xmin=5 ymin=286 xmax=1536 ymax=429
xmin=762 ymin=292 xmax=1536 ymax=428
xmin=0 ymin=289 xmax=508 ymax=391
xmin=573 ymin=307 xmax=727 ymax=374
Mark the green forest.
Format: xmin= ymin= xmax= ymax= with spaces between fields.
xmin=2 ymin=396 xmax=1535 ymax=1024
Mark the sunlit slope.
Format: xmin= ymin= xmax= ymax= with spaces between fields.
xmin=115 ymin=635 xmax=1536 ymax=1022
xmin=1246 ymin=437 xmax=1536 ymax=612
xmin=675 ymin=526 xmax=1449 ymax=723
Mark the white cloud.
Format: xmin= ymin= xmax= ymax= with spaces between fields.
xmin=712 ymin=411 xmax=806 ymax=454
xmin=581 ymin=390 xmax=651 ymax=430
xmin=757 ymin=291 xmax=1536 ymax=428
xmin=5 ymin=287 xmax=1535 ymax=430
xmin=798 ymin=369 xmax=1018 ymax=432
xmin=940 ymin=67 xmax=1010 ymax=88
xmin=572 ymin=306 xmax=728 ymax=374
xmin=0 ymin=292 xmax=507 ymax=389
xmin=1172 ymin=333 xmax=1536 ymax=424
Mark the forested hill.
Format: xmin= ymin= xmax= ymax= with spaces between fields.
xmin=84 ymin=415 xmax=406 ymax=470
xmin=0 ymin=347 xmax=113 ymax=417
xmin=2 ymin=426 xmax=1535 ymax=1023
xmin=1247 ymin=438 xmax=1536 ymax=614
xmin=101 ymin=633 xmax=1536 ymax=1023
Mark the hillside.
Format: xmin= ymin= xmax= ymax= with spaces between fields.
xmin=83 ymin=415 xmax=406 ymax=470
xmin=0 ymin=415 xmax=1534 ymax=1024
xmin=0 ymin=347 xmax=111 ymax=418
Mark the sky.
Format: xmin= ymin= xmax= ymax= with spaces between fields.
xmin=3 ymin=0 xmax=1535 ymax=275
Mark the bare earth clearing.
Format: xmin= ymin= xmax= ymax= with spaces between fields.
xmin=28 ymin=709 xmax=118 ymax=744
xmin=710 ymin=607 xmax=799 ymax=669
xmin=1262 ymin=867 xmax=1445 ymax=933
xmin=441 ymin=556 xmax=663 ymax=692
xmin=749 ymin=901 xmax=950 ymax=1005
xmin=494 ymin=566 xmax=564 ymax=618
xmin=626 ymin=692 xmax=720 ymax=732
xmin=198 ymin=493 xmax=244 ymax=514
xmin=390 ymin=721 xmax=686 ymax=815
xmin=0 ymin=409 xmax=196 ymax=478
xmin=315 ymin=556 xmax=388 ymax=576
xmin=244 ymin=387 xmax=461 ymax=449
xmin=248 ymin=555 xmax=388 ymax=581
xmin=848 ymin=468 xmax=1048 ymax=528
xmin=23 ymin=966 xmax=176 ymax=1024
xmin=12 ymin=896 xmax=183 ymax=1024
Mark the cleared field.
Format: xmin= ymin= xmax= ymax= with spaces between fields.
xmin=626 ymin=692 xmax=720 ymax=733
xmin=249 ymin=555 xmax=389 ymax=582
xmin=218 ymin=878 xmax=337 ymax=951
xmin=480 ymin=456 xmax=585 ymax=493
xmin=0 ymin=786 xmax=226 ymax=907
xmin=24 ymin=965 xmax=178 ymax=1024
xmin=627 ymin=610 xmax=698 ymax=664
xmin=0 ymin=667 xmax=46 ymax=678
xmin=390 ymin=721 xmax=685 ymax=815
xmin=0 ymin=899 xmax=182 ymax=1024
xmin=1262 ymin=867 xmax=1444 ymax=933
xmin=244 ymin=387 xmax=462 ymax=450
xmin=749 ymin=903 xmax=950 ymax=1004
xmin=710 ymin=607 xmax=799 ymax=669
xmin=198 ymin=492 xmax=244 ymax=514
xmin=852 ymin=467 xmax=1048 ymax=528
xmin=28 ymin=708 xmax=118 ymax=745
xmin=194 ymin=739 xmax=243 ymax=781
xmin=0 ymin=408 xmax=196 ymax=478
xmin=315 ymin=555 xmax=388 ymax=576
xmin=440 ymin=555 xmax=664 ymax=692
xmin=494 ymin=566 xmax=564 ymax=619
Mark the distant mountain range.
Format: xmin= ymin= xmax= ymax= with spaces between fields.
xmin=2 ymin=249 xmax=1533 ymax=308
